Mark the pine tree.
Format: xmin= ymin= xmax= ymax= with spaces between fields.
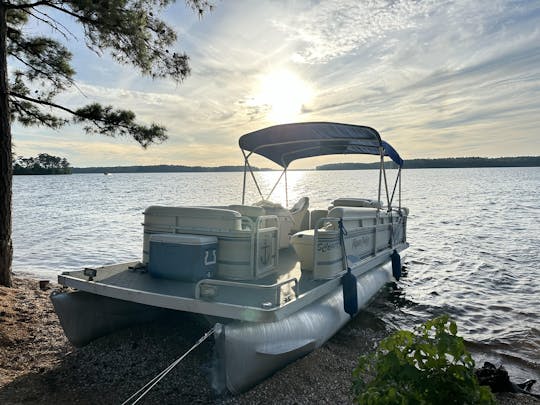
xmin=0 ymin=0 xmax=212 ymax=287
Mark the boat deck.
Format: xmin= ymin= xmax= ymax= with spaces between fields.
xmin=58 ymin=246 xmax=401 ymax=323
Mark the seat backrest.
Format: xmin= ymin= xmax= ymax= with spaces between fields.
xmin=144 ymin=206 xmax=243 ymax=232
xmin=228 ymin=204 xmax=266 ymax=218
xmin=328 ymin=206 xmax=379 ymax=219
xmin=289 ymin=197 xmax=309 ymax=232
xmin=331 ymin=198 xmax=382 ymax=209
xmin=310 ymin=209 xmax=328 ymax=229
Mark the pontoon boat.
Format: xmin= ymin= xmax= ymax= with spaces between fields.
xmin=51 ymin=122 xmax=409 ymax=393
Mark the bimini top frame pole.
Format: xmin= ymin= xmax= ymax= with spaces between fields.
xmin=240 ymin=159 xmax=289 ymax=206
xmin=241 ymin=149 xmax=266 ymax=204
xmin=239 ymin=122 xmax=404 ymax=207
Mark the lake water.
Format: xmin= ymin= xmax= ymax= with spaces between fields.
xmin=11 ymin=168 xmax=540 ymax=386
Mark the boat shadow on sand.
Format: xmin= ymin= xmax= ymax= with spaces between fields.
xmin=0 ymin=301 xmax=394 ymax=405
xmin=0 ymin=311 xmax=217 ymax=404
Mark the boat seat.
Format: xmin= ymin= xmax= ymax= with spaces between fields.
xmin=252 ymin=199 xmax=284 ymax=209
xmin=228 ymin=204 xmax=266 ymax=219
xmin=252 ymin=200 xmax=294 ymax=249
xmin=310 ymin=209 xmax=328 ymax=229
xmin=328 ymin=206 xmax=379 ymax=218
xmin=331 ymin=198 xmax=382 ymax=209
xmin=144 ymin=206 xmax=243 ymax=232
xmin=328 ymin=206 xmax=380 ymax=228
xmin=289 ymin=197 xmax=309 ymax=233
xmin=143 ymin=206 xmax=279 ymax=280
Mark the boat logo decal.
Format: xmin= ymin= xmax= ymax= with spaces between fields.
xmin=351 ymin=235 xmax=371 ymax=249
xmin=259 ymin=238 xmax=273 ymax=265
xmin=317 ymin=240 xmax=340 ymax=252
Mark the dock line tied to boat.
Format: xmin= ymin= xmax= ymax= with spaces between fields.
xmin=121 ymin=326 xmax=216 ymax=405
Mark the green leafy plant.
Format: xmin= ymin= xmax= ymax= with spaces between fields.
xmin=352 ymin=315 xmax=495 ymax=404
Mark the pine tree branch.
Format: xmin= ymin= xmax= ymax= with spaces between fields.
xmin=11 ymin=96 xmax=65 ymax=126
xmin=10 ymin=53 xmax=72 ymax=90
xmin=9 ymin=91 xmax=167 ymax=147
xmin=38 ymin=2 xmax=97 ymax=26
xmin=4 ymin=1 xmax=52 ymax=11
xmin=10 ymin=90 xmax=100 ymax=121
xmin=23 ymin=8 xmax=76 ymax=41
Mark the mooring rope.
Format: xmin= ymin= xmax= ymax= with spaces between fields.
xmin=121 ymin=326 xmax=216 ymax=405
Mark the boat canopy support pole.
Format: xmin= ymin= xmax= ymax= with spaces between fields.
xmin=265 ymin=168 xmax=287 ymax=202
xmin=284 ymin=169 xmax=288 ymax=208
xmin=242 ymin=150 xmax=265 ymax=203
xmin=378 ymin=151 xmax=383 ymax=208
xmin=389 ymin=167 xmax=402 ymax=210
xmin=398 ymin=167 xmax=401 ymax=212
xmin=382 ymin=158 xmax=390 ymax=208
xmin=242 ymin=151 xmax=248 ymax=205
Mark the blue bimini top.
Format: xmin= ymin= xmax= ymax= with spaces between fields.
xmin=239 ymin=122 xmax=403 ymax=168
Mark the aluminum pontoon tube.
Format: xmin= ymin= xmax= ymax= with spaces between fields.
xmin=50 ymin=291 xmax=164 ymax=347
xmin=214 ymin=262 xmax=394 ymax=394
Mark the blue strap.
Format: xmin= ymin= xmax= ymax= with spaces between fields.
xmin=338 ymin=219 xmax=349 ymax=270
xmin=338 ymin=218 xmax=348 ymax=236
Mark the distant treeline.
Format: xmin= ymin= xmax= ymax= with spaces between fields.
xmin=13 ymin=153 xmax=72 ymax=175
xmin=316 ymin=156 xmax=540 ymax=171
xmin=57 ymin=156 xmax=540 ymax=174
xmin=72 ymin=165 xmax=270 ymax=174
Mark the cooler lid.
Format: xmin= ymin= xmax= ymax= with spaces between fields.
xmin=150 ymin=233 xmax=217 ymax=246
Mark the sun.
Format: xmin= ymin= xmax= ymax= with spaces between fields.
xmin=251 ymin=70 xmax=314 ymax=123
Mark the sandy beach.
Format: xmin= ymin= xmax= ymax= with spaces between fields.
xmin=1 ymin=277 xmax=538 ymax=404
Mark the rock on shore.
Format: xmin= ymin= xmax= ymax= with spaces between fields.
xmin=0 ymin=277 xmax=537 ymax=404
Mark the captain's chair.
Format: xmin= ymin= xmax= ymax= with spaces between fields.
xmin=289 ymin=197 xmax=309 ymax=233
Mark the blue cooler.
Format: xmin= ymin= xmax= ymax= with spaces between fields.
xmin=148 ymin=233 xmax=217 ymax=282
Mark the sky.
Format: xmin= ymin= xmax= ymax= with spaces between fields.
xmin=11 ymin=0 xmax=540 ymax=168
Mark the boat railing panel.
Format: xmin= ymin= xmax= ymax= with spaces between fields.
xmin=308 ymin=209 xmax=407 ymax=279
xmin=254 ymin=215 xmax=279 ymax=278
xmin=195 ymin=276 xmax=299 ymax=307
xmin=258 ymin=205 xmax=295 ymax=249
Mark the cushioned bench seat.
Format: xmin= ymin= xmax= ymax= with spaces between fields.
xmin=142 ymin=206 xmax=278 ymax=280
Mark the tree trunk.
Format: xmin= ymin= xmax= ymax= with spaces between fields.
xmin=0 ymin=4 xmax=13 ymax=287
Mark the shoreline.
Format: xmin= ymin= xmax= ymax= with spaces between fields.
xmin=1 ymin=276 xmax=538 ymax=404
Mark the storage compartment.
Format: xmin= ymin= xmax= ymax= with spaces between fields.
xmin=290 ymin=231 xmax=315 ymax=270
xmin=148 ymin=233 xmax=217 ymax=282
xmin=290 ymin=229 xmax=342 ymax=278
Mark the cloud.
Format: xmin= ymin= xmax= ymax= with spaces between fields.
xmin=262 ymin=0 xmax=540 ymax=158
xmin=273 ymin=0 xmax=435 ymax=64
xmin=10 ymin=0 xmax=540 ymax=166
